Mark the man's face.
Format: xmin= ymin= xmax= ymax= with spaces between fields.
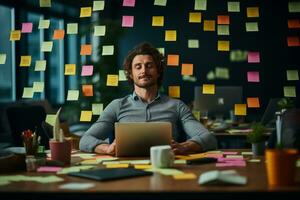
xmin=130 ymin=54 xmax=159 ymax=88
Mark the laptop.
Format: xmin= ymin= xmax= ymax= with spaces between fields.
xmin=115 ymin=122 xmax=172 ymax=157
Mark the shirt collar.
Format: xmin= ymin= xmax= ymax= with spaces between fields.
xmin=132 ymin=91 xmax=161 ymax=102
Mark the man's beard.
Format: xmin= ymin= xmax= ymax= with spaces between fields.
xmin=134 ymin=76 xmax=157 ymax=88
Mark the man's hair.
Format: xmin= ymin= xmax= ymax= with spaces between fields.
xmin=123 ymin=42 xmax=165 ymax=87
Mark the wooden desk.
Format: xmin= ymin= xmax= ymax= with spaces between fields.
xmin=0 ymin=150 xmax=299 ymax=200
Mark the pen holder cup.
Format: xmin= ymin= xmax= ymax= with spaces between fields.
xmin=49 ymin=139 xmax=71 ymax=165
xmin=265 ymin=148 xmax=298 ymax=187
xmin=23 ymin=138 xmax=38 ymax=156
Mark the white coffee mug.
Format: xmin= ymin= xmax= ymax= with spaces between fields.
xmin=150 ymin=145 xmax=174 ymax=168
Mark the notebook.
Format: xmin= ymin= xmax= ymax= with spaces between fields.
xmin=115 ymin=122 xmax=172 ymax=157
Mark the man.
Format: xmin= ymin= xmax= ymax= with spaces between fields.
xmin=79 ymin=42 xmax=217 ymax=155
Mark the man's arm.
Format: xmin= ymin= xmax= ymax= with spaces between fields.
xmin=171 ymin=140 xmax=202 ymax=155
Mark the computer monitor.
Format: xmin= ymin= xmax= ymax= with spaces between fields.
xmin=260 ymin=98 xmax=281 ymax=127
xmin=193 ymin=86 xmax=243 ymax=119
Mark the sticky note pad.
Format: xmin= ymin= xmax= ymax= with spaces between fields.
xmin=40 ymin=0 xmax=51 ymax=7
xmin=203 ymin=20 xmax=215 ymax=31
xmin=228 ymin=1 xmax=240 ymax=12
xmin=102 ymin=45 xmax=114 ymax=55
xmin=53 ymin=29 xmax=65 ymax=40
xmin=93 ymin=1 xmax=105 ymax=11
xmin=35 ymin=60 xmax=46 ymax=71
xmin=64 ymin=64 xmax=76 ymax=75
xmin=181 ymin=63 xmax=193 ymax=75
xmin=67 ymin=23 xmax=78 ymax=34
xmin=169 ymin=86 xmax=180 ymax=98
xmin=81 ymin=65 xmax=93 ymax=76
xmin=165 ymin=30 xmax=177 ymax=41
xmin=247 ymin=71 xmax=260 ymax=82
xmin=80 ymin=111 xmax=92 ymax=122
xmin=217 ymin=15 xmax=230 ymax=24
xmin=287 ymin=36 xmax=300 ymax=47
xmin=189 ymin=12 xmax=201 ymax=23
xmin=0 ymin=54 xmax=7 ymax=64
xmin=287 ymin=70 xmax=299 ymax=81
xmin=22 ymin=87 xmax=34 ymax=98
xmin=289 ymin=2 xmax=300 ymax=13
xmin=21 ymin=23 xmax=33 ymax=33
xmin=122 ymin=15 xmax=134 ymax=27
xmin=247 ymin=7 xmax=259 ymax=17
xmin=92 ymin=103 xmax=103 ymax=115
xmin=41 ymin=41 xmax=53 ymax=52
xmin=154 ymin=0 xmax=167 ymax=6
xmin=202 ymin=84 xmax=215 ymax=94
xmin=284 ymin=86 xmax=296 ymax=97
xmin=67 ymin=90 xmax=79 ymax=101
xmin=82 ymin=85 xmax=94 ymax=96
xmin=246 ymin=22 xmax=259 ymax=32
xmin=80 ymin=7 xmax=92 ymax=18
xmin=194 ymin=0 xmax=207 ymax=10
xmin=94 ymin=25 xmax=106 ymax=36
xmin=33 ymin=82 xmax=44 ymax=93
xmin=288 ymin=19 xmax=300 ymax=29
xmin=247 ymin=97 xmax=260 ymax=108
xmin=234 ymin=104 xmax=247 ymax=116
xmin=10 ymin=30 xmax=21 ymax=41
xmin=152 ymin=16 xmax=164 ymax=26
xmin=123 ymin=0 xmax=135 ymax=7
xmin=118 ymin=70 xmax=127 ymax=81
xmin=217 ymin=25 xmax=229 ymax=35
xmin=218 ymin=40 xmax=230 ymax=51
xmin=106 ymin=75 xmax=119 ymax=86
xmin=247 ymin=52 xmax=260 ymax=63
xmin=20 ymin=56 xmax=31 ymax=67
xmin=80 ymin=44 xmax=92 ymax=55
xmin=188 ymin=39 xmax=199 ymax=48
xmin=167 ymin=54 xmax=179 ymax=66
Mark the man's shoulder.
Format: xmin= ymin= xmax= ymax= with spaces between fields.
xmin=109 ymin=95 xmax=132 ymax=104
xmin=160 ymin=94 xmax=185 ymax=105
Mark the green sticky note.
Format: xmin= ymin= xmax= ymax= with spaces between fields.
xmin=67 ymin=23 xmax=78 ymax=34
xmin=284 ymin=86 xmax=296 ymax=97
xmin=93 ymin=0 xmax=105 ymax=11
xmin=67 ymin=90 xmax=79 ymax=101
xmin=92 ymin=103 xmax=103 ymax=115
xmin=188 ymin=39 xmax=199 ymax=48
xmin=102 ymin=45 xmax=114 ymax=55
xmin=217 ymin=25 xmax=230 ymax=35
xmin=33 ymin=82 xmax=44 ymax=93
xmin=38 ymin=19 xmax=50 ymax=29
xmin=157 ymin=47 xmax=165 ymax=55
xmin=22 ymin=87 xmax=34 ymax=98
xmin=194 ymin=0 xmax=207 ymax=10
xmin=35 ymin=60 xmax=46 ymax=71
xmin=228 ymin=2 xmax=240 ymax=12
xmin=46 ymin=114 xmax=56 ymax=126
xmin=287 ymin=70 xmax=299 ymax=81
xmin=297 ymin=159 xmax=300 ymax=167
xmin=39 ymin=0 xmax=51 ymax=7
xmin=0 ymin=54 xmax=6 ymax=64
xmin=154 ymin=0 xmax=167 ymax=6
xmin=246 ymin=22 xmax=259 ymax=32
xmin=146 ymin=168 xmax=184 ymax=176
xmin=289 ymin=2 xmax=300 ymax=13
xmin=215 ymin=67 xmax=229 ymax=79
xmin=118 ymin=70 xmax=127 ymax=81
xmin=94 ymin=25 xmax=106 ymax=36
xmin=41 ymin=41 xmax=53 ymax=52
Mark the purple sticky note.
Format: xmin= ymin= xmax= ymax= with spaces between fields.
xmin=81 ymin=65 xmax=94 ymax=76
xmin=123 ymin=0 xmax=135 ymax=7
xmin=37 ymin=166 xmax=62 ymax=172
xmin=21 ymin=22 xmax=33 ymax=33
xmin=248 ymin=52 xmax=260 ymax=63
xmin=122 ymin=16 xmax=134 ymax=27
xmin=247 ymin=71 xmax=260 ymax=82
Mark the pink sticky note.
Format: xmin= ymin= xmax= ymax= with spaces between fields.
xmin=21 ymin=22 xmax=33 ymax=33
xmin=123 ymin=0 xmax=135 ymax=7
xmin=248 ymin=52 xmax=260 ymax=63
xmin=216 ymin=161 xmax=246 ymax=167
xmin=218 ymin=157 xmax=244 ymax=162
xmin=37 ymin=166 xmax=62 ymax=172
xmin=222 ymin=151 xmax=238 ymax=155
xmin=81 ymin=65 xmax=94 ymax=76
xmin=247 ymin=71 xmax=260 ymax=82
xmin=122 ymin=15 xmax=134 ymax=27
xmin=205 ymin=153 xmax=224 ymax=158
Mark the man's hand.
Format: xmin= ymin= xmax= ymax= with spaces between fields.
xmin=94 ymin=140 xmax=116 ymax=155
xmin=171 ymin=140 xmax=202 ymax=155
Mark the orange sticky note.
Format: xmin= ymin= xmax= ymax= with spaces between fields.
xmin=168 ymin=86 xmax=180 ymax=98
xmin=181 ymin=63 xmax=193 ymax=75
xmin=287 ymin=36 xmax=300 ymax=47
xmin=80 ymin=44 xmax=92 ymax=55
xmin=203 ymin=20 xmax=215 ymax=31
xmin=234 ymin=104 xmax=247 ymax=116
xmin=247 ymin=97 xmax=260 ymax=108
xmin=217 ymin=15 xmax=230 ymax=24
xmin=288 ymin=19 xmax=300 ymax=29
xmin=10 ymin=30 xmax=21 ymax=41
xmin=53 ymin=29 xmax=65 ymax=40
xmin=167 ymin=55 xmax=179 ymax=66
xmin=152 ymin=16 xmax=164 ymax=26
xmin=247 ymin=7 xmax=259 ymax=18
xmin=80 ymin=7 xmax=92 ymax=18
xmin=64 ymin=64 xmax=76 ymax=75
xmin=82 ymin=85 xmax=93 ymax=96
xmin=202 ymin=84 xmax=215 ymax=94
xmin=218 ymin=40 xmax=230 ymax=51
xmin=106 ymin=75 xmax=119 ymax=86
xmin=80 ymin=110 xmax=92 ymax=122
xmin=165 ymin=30 xmax=177 ymax=41
xmin=20 ymin=56 xmax=32 ymax=67
xmin=189 ymin=12 xmax=201 ymax=23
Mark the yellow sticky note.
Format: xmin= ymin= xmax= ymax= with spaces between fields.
xmin=106 ymin=74 xmax=119 ymax=86
xmin=203 ymin=20 xmax=215 ymax=31
xmin=167 ymin=54 xmax=179 ymax=66
xmin=218 ymin=40 xmax=230 ymax=51
xmin=41 ymin=41 xmax=53 ymax=52
xmin=106 ymin=164 xmax=129 ymax=168
xmin=188 ymin=39 xmax=199 ymax=48
xmin=92 ymin=103 xmax=103 ymax=115
xmin=247 ymin=7 xmax=259 ymax=18
xmin=33 ymin=82 xmax=44 ymax=93
xmin=80 ymin=7 xmax=92 ymax=18
xmin=202 ymin=84 xmax=215 ymax=94
xmin=192 ymin=111 xmax=200 ymax=121
xmin=102 ymin=45 xmax=114 ymax=55
xmin=217 ymin=25 xmax=230 ymax=35
xmin=67 ymin=23 xmax=78 ymax=34
xmin=10 ymin=30 xmax=21 ymax=41
xmin=93 ymin=1 xmax=105 ymax=11
xmin=287 ymin=70 xmax=299 ymax=81
xmin=20 ymin=56 xmax=31 ymax=67
xmin=80 ymin=110 xmax=93 ymax=122
xmin=246 ymin=22 xmax=259 ymax=32
xmin=67 ymin=90 xmax=79 ymax=101
xmin=234 ymin=104 xmax=247 ymax=116
xmin=165 ymin=30 xmax=177 ymax=41
xmin=81 ymin=159 xmax=99 ymax=165
xmin=22 ymin=87 xmax=34 ymax=98
xmin=64 ymin=64 xmax=76 ymax=75
xmin=228 ymin=2 xmax=240 ymax=12
xmin=35 ymin=60 xmax=46 ymax=71
xmin=173 ymin=173 xmax=197 ymax=180
xmin=169 ymin=86 xmax=180 ymax=98
xmin=152 ymin=16 xmax=164 ymax=26
xmin=189 ymin=12 xmax=201 ymax=23
xmin=0 ymin=54 xmax=7 ymax=64
xmin=38 ymin=19 xmax=50 ymax=29
xmin=247 ymin=97 xmax=260 ymax=108
xmin=118 ymin=70 xmax=127 ymax=81
xmin=39 ymin=0 xmax=51 ymax=7
xmin=46 ymin=114 xmax=56 ymax=126
xmin=94 ymin=25 xmax=106 ymax=36
xmin=284 ymin=86 xmax=296 ymax=97
xmin=181 ymin=63 xmax=193 ymax=75
xmin=134 ymin=165 xmax=152 ymax=169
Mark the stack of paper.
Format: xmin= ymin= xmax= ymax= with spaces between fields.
xmin=198 ymin=170 xmax=247 ymax=185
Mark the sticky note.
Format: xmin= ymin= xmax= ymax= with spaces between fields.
xmin=80 ymin=111 xmax=92 ymax=122
xmin=106 ymin=164 xmax=129 ymax=168
xmin=181 ymin=63 xmax=193 ymax=75
xmin=93 ymin=1 xmax=105 ymax=11
xmin=247 ymin=97 xmax=260 ymax=108
xmin=247 ymin=52 xmax=260 ymax=63
xmin=81 ymin=65 xmax=93 ymax=76
xmin=192 ymin=111 xmax=200 ymax=121
xmin=188 ymin=39 xmax=199 ymax=48
xmin=106 ymin=75 xmax=119 ymax=86
xmin=67 ymin=90 xmax=79 ymax=101
xmin=10 ymin=30 xmax=21 ymax=41
xmin=217 ymin=25 xmax=229 ymax=35
xmin=215 ymin=67 xmax=229 ymax=79
xmin=46 ymin=114 xmax=56 ymax=126
xmin=21 ymin=23 xmax=33 ymax=33
xmin=67 ymin=23 xmax=78 ymax=34
xmin=218 ymin=40 xmax=230 ymax=51
xmin=246 ymin=22 xmax=259 ymax=32
xmin=39 ymin=0 xmax=51 ymax=7
xmin=247 ymin=7 xmax=259 ymax=17
xmin=288 ymin=19 xmax=300 ymax=28
xmin=22 ymin=87 xmax=34 ymax=98
xmin=217 ymin=15 xmax=230 ymax=24
xmin=287 ymin=70 xmax=299 ymax=81
xmin=123 ymin=0 xmax=135 ymax=7
xmin=287 ymin=36 xmax=300 ymax=47
xmin=102 ymin=45 xmax=114 ymax=55
xmin=154 ymin=0 xmax=167 ymax=6
xmin=92 ymin=103 xmax=103 ymax=115
xmin=41 ymin=41 xmax=53 ymax=52
xmin=288 ymin=2 xmax=300 ymax=13
xmin=82 ymin=85 xmax=94 ymax=96
xmin=64 ymin=64 xmax=76 ymax=75
xmin=20 ymin=56 xmax=31 ymax=67
xmin=247 ymin=71 xmax=260 ymax=82
xmin=165 ymin=30 xmax=177 ymax=41
xmin=0 ymin=54 xmax=7 ymax=64
xmin=152 ymin=16 xmax=164 ymax=26
xmin=234 ymin=104 xmax=247 ymax=116
xmin=134 ymin=165 xmax=151 ymax=169
xmin=122 ymin=15 xmax=134 ymax=27
xmin=118 ymin=70 xmax=127 ymax=81
xmin=167 ymin=54 xmax=179 ymax=66
xmin=38 ymin=19 xmax=50 ymax=29
xmin=35 ymin=60 xmax=46 ymax=71
xmin=202 ymin=84 xmax=215 ymax=94
xmin=284 ymin=86 xmax=296 ymax=97
xmin=203 ymin=20 xmax=215 ymax=31
xmin=189 ymin=12 xmax=201 ymax=23
xmin=80 ymin=44 xmax=92 ymax=55
xmin=157 ymin=47 xmax=165 ymax=55
xmin=228 ymin=2 xmax=240 ymax=12
xmin=33 ymin=82 xmax=44 ymax=93
xmin=194 ymin=0 xmax=207 ymax=10
xmin=94 ymin=25 xmax=106 ymax=36
xmin=173 ymin=173 xmax=197 ymax=180
xmin=80 ymin=7 xmax=92 ymax=18
xmin=53 ymin=29 xmax=65 ymax=40
xmin=169 ymin=86 xmax=180 ymax=98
